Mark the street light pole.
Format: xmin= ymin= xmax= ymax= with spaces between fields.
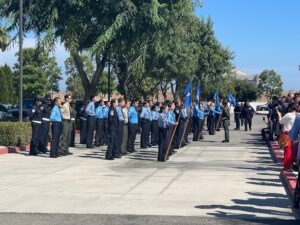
xmin=19 ymin=0 xmax=23 ymax=122
xmin=108 ymin=51 xmax=111 ymax=102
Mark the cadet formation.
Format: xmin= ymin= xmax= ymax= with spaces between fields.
xmin=28 ymin=94 xmax=254 ymax=161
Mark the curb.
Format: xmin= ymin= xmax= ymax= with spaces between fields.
xmin=0 ymin=147 xmax=8 ymax=155
xmin=268 ymin=141 xmax=298 ymax=208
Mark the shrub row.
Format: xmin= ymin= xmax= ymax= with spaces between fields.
xmin=0 ymin=122 xmax=32 ymax=146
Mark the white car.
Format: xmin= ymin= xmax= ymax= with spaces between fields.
xmin=256 ymin=104 xmax=269 ymax=115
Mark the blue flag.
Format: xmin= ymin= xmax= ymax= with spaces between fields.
xmin=227 ymin=92 xmax=237 ymax=107
xmin=213 ymin=91 xmax=220 ymax=108
xmin=196 ymin=84 xmax=201 ymax=102
xmin=184 ymin=80 xmax=192 ymax=108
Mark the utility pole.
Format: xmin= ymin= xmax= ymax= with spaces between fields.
xmin=19 ymin=0 xmax=23 ymax=122
xmin=108 ymin=51 xmax=111 ymax=101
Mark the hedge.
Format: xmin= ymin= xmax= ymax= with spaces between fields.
xmin=0 ymin=122 xmax=32 ymax=147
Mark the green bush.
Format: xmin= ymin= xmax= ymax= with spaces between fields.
xmin=0 ymin=122 xmax=32 ymax=146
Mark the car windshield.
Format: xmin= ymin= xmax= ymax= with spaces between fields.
xmin=15 ymin=99 xmax=35 ymax=109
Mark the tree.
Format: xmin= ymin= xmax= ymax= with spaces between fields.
xmin=65 ymin=55 xmax=116 ymax=99
xmin=258 ymin=70 xmax=283 ymax=99
xmin=14 ymin=48 xmax=62 ymax=98
xmin=0 ymin=0 xmax=168 ymax=99
xmin=235 ymin=80 xmax=258 ymax=102
xmin=0 ymin=64 xmax=15 ymax=103
xmin=0 ymin=26 xmax=8 ymax=51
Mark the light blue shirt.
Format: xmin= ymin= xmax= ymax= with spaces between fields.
xmin=209 ymin=107 xmax=221 ymax=116
xmin=181 ymin=108 xmax=187 ymax=119
xmin=166 ymin=110 xmax=176 ymax=125
xmin=193 ymin=105 xmax=201 ymax=118
xmin=158 ymin=112 xmax=168 ymax=128
xmin=86 ymin=101 xmax=96 ymax=116
xmin=289 ymin=114 xmax=300 ymax=160
xmin=117 ymin=106 xmax=125 ymax=121
xmin=103 ymin=106 xmax=109 ymax=118
xmin=50 ymin=105 xmax=62 ymax=122
xmin=140 ymin=107 xmax=152 ymax=121
xmin=128 ymin=106 xmax=138 ymax=124
xmin=198 ymin=110 xmax=205 ymax=120
xmin=151 ymin=111 xmax=159 ymax=121
xmin=96 ymin=106 xmax=104 ymax=119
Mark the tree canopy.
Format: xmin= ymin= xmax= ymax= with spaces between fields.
xmin=258 ymin=69 xmax=283 ymax=99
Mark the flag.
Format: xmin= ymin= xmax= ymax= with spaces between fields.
xmin=184 ymin=80 xmax=192 ymax=108
xmin=227 ymin=92 xmax=237 ymax=107
xmin=213 ymin=91 xmax=220 ymax=108
xmin=196 ymin=83 xmax=201 ymax=102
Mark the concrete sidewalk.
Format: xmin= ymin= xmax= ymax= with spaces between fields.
xmin=0 ymin=115 xmax=298 ymax=222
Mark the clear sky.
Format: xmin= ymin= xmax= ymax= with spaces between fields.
xmin=195 ymin=0 xmax=300 ymax=91
xmin=0 ymin=0 xmax=299 ymax=91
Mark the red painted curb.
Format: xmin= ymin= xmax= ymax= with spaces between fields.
xmin=7 ymin=146 xmax=21 ymax=153
xmin=0 ymin=147 xmax=8 ymax=155
xmin=269 ymin=141 xmax=283 ymax=165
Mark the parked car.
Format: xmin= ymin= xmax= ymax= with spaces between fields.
xmin=6 ymin=99 xmax=35 ymax=122
xmin=0 ymin=104 xmax=8 ymax=121
xmin=256 ymin=104 xmax=269 ymax=115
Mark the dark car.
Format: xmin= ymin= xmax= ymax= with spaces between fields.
xmin=6 ymin=99 xmax=35 ymax=122
xmin=0 ymin=104 xmax=8 ymax=121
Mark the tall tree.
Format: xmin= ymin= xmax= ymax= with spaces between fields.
xmin=0 ymin=64 xmax=15 ymax=103
xmin=0 ymin=26 xmax=8 ymax=51
xmin=258 ymin=70 xmax=283 ymax=99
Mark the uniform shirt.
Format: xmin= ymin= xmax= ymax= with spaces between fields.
xmin=70 ymin=106 xmax=77 ymax=120
xmin=96 ymin=106 xmax=104 ymax=119
xmin=140 ymin=107 xmax=152 ymax=121
xmin=193 ymin=105 xmax=201 ymax=118
xmin=86 ymin=101 xmax=96 ymax=116
xmin=117 ymin=106 xmax=125 ymax=121
xmin=151 ymin=111 xmax=159 ymax=121
xmin=289 ymin=114 xmax=300 ymax=160
xmin=61 ymin=102 xmax=71 ymax=120
xmin=103 ymin=106 xmax=109 ymax=119
xmin=209 ymin=107 xmax=221 ymax=117
xmin=30 ymin=105 xmax=42 ymax=122
xmin=41 ymin=103 xmax=50 ymax=119
xmin=158 ymin=112 xmax=168 ymax=128
xmin=198 ymin=110 xmax=205 ymax=120
xmin=166 ymin=110 xmax=176 ymax=125
xmin=108 ymin=107 xmax=118 ymax=127
xmin=123 ymin=107 xmax=129 ymax=124
xmin=128 ymin=106 xmax=138 ymax=124
xmin=50 ymin=105 xmax=62 ymax=122
xmin=222 ymin=105 xmax=230 ymax=120
xmin=181 ymin=108 xmax=187 ymax=119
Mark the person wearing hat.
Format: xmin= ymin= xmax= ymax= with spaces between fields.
xmin=140 ymin=101 xmax=152 ymax=148
xmin=38 ymin=96 xmax=51 ymax=153
xmin=29 ymin=95 xmax=43 ymax=156
xmin=127 ymin=99 xmax=139 ymax=153
xmin=59 ymin=94 xmax=73 ymax=155
xmin=106 ymin=99 xmax=119 ymax=160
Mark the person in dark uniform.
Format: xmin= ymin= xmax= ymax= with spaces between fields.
xmin=193 ymin=102 xmax=201 ymax=141
xmin=85 ymin=96 xmax=97 ymax=148
xmin=157 ymin=105 xmax=168 ymax=162
xmin=140 ymin=101 xmax=152 ymax=148
xmin=150 ymin=105 xmax=159 ymax=146
xmin=221 ymin=99 xmax=230 ymax=143
xmin=103 ymin=101 xmax=110 ymax=145
xmin=70 ymin=102 xmax=77 ymax=147
xmin=234 ymin=103 xmax=242 ymax=130
xmin=173 ymin=101 xmax=183 ymax=149
xmin=242 ymin=101 xmax=255 ymax=131
xmin=208 ymin=102 xmax=221 ymax=135
xmin=79 ymin=101 xmax=88 ymax=144
xmin=127 ymin=99 xmax=139 ymax=153
xmin=38 ymin=98 xmax=51 ymax=153
xmin=29 ymin=95 xmax=43 ymax=156
xmin=106 ymin=99 xmax=119 ymax=160
xmin=49 ymin=97 xmax=63 ymax=158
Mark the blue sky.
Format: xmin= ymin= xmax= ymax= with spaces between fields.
xmin=196 ymin=0 xmax=300 ymax=91
xmin=1 ymin=0 xmax=300 ymax=91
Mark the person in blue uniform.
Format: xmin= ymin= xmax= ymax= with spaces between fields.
xmin=95 ymin=100 xmax=105 ymax=147
xmin=127 ymin=99 xmax=139 ymax=153
xmin=151 ymin=105 xmax=159 ymax=146
xmin=85 ymin=95 xmax=97 ymax=148
xmin=29 ymin=95 xmax=43 ymax=156
xmin=50 ymin=97 xmax=62 ymax=158
xmin=193 ymin=102 xmax=201 ymax=141
xmin=116 ymin=98 xmax=125 ymax=156
xmin=140 ymin=101 xmax=152 ymax=148
xmin=106 ymin=99 xmax=119 ymax=160
xmin=165 ymin=102 xmax=177 ymax=157
xmin=157 ymin=105 xmax=168 ymax=161
xmin=208 ymin=102 xmax=222 ymax=135
xmin=198 ymin=106 xmax=205 ymax=140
